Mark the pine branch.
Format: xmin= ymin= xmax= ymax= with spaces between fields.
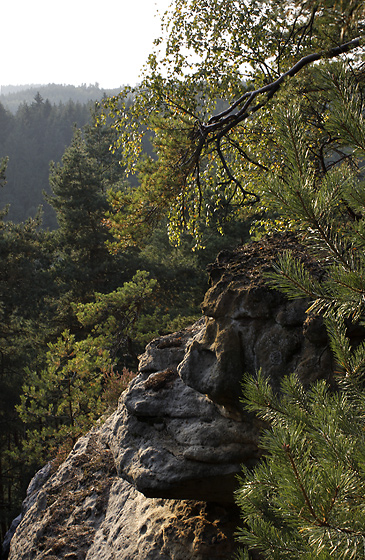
xmin=284 ymin=436 xmax=364 ymax=538
xmin=283 ymin=443 xmax=324 ymax=525
xmin=265 ymin=251 xmax=324 ymax=302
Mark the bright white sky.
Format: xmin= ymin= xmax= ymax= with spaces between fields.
xmin=1 ymin=0 xmax=171 ymax=89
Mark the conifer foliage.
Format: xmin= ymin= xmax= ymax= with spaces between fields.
xmin=234 ymin=54 xmax=365 ymax=560
xmin=236 ymin=370 xmax=365 ymax=559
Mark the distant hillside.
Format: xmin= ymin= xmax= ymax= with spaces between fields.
xmin=0 ymin=83 xmax=123 ymax=113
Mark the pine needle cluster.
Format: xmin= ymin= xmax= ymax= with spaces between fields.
xmin=236 ymin=371 xmax=365 ymax=559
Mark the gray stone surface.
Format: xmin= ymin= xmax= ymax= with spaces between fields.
xmin=100 ymin=319 xmax=262 ymax=502
xmin=8 ymin=429 xmax=239 ymax=560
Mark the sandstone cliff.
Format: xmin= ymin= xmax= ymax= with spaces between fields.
xmin=5 ymin=234 xmax=334 ymax=560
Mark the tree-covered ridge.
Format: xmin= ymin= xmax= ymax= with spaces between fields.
xmin=0 ymin=83 xmax=123 ymax=114
xmin=0 ymin=85 xmax=136 ymax=228
xmin=0 ymin=95 xmax=92 ymax=227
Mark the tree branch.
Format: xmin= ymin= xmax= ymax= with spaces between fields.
xmin=205 ymin=37 xmax=362 ymax=136
xmin=177 ymin=37 xmax=363 ymax=205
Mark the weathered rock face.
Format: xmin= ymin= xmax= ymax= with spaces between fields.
xmin=6 ymin=234 xmax=334 ymax=560
xmin=100 ymin=320 xmax=262 ymax=505
xmin=194 ymin=234 xmax=332 ymax=408
xmin=7 ymin=429 xmax=238 ymax=560
xmin=97 ymin=235 xmax=333 ymax=508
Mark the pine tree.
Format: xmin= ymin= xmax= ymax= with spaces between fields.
xmin=47 ymin=126 xmax=132 ymax=332
xmin=234 ymin=62 xmax=365 ymax=559
xmin=16 ymin=270 xmax=156 ymax=464
xmin=48 ymin=128 xmax=112 ymax=278
xmin=74 ymin=270 xmax=158 ymax=366
xmin=236 ymin=370 xmax=365 ymax=560
xmin=17 ymin=330 xmax=111 ymax=464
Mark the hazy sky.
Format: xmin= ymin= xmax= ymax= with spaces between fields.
xmin=1 ymin=0 xmax=171 ymax=89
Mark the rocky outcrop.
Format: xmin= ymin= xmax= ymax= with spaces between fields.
xmin=100 ymin=319 xmax=262 ymax=506
xmin=6 ymin=234 xmax=334 ymax=560
xmin=7 ymin=429 xmax=238 ymax=560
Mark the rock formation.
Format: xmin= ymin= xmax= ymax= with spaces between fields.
xmin=5 ymin=234 xmax=334 ymax=560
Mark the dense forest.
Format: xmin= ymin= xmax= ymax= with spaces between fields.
xmin=2 ymin=0 xmax=365 ymax=557
xmin=0 ymin=85 xmax=249 ymax=544
xmin=0 ymin=84 xmax=125 ymax=227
